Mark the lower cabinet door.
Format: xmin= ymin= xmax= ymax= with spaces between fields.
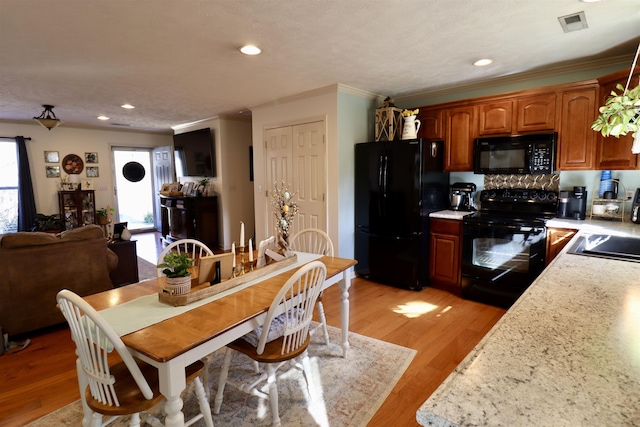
xmin=429 ymin=219 xmax=462 ymax=295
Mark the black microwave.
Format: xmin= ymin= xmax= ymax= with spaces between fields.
xmin=473 ymin=133 xmax=557 ymax=175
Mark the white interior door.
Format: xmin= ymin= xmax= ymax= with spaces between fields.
xmin=292 ymin=121 xmax=326 ymax=234
xmin=264 ymin=120 xmax=326 ymax=238
xmin=264 ymin=126 xmax=293 ymax=237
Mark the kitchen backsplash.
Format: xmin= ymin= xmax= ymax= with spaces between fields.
xmin=483 ymin=174 xmax=560 ymax=191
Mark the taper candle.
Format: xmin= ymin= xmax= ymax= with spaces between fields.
xmin=248 ymin=238 xmax=253 ymax=262
xmin=231 ymin=242 xmax=236 ymax=268
xmin=240 ymin=222 xmax=245 ymax=247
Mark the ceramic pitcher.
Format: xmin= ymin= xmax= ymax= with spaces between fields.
xmin=401 ymin=115 xmax=421 ymax=140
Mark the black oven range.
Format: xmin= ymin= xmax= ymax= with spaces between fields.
xmin=461 ymin=188 xmax=558 ymax=308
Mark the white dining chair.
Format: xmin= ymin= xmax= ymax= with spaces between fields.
xmin=213 ymin=261 xmax=327 ymax=427
xmin=157 ymin=238 xmax=214 ymax=277
xmin=56 ymin=289 xmax=214 ymax=427
xmin=288 ymin=228 xmax=334 ymax=345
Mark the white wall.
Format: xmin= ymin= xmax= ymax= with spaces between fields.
xmin=175 ymin=117 xmax=253 ymax=250
xmin=219 ymin=117 xmax=254 ymax=250
xmin=251 ymin=84 xmax=378 ymax=258
xmin=0 ymin=121 xmax=171 ymax=217
xmin=336 ymin=90 xmax=379 ymax=258
xmin=251 ymin=86 xmax=337 ymax=250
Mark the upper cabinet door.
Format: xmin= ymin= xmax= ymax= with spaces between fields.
xmin=417 ymin=108 xmax=444 ymax=140
xmin=516 ymin=93 xmax=556 ymax=132
xmin=558 ymin=88 xmax=597 ymax=170
xmin=444 ymin=105 xmax=476 ymax=172
xmin=478 ymin=100 xmax=513 ymax=135
xmin=596 ymin=67 xmax=640 ymax=170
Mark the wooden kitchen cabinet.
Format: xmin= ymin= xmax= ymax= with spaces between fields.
xmin=557 ymin=87 xmax=597 ymax=170
xmin=478 ymin=100 xmax=513 ymax=135
xmin=595 ymin=67 xmax=640 ymax=170
xmin=545 ymin=227 xmax=577 ymax=266
xmin=429 ymin=218 xmax=462 ymax=295
xmin=417 ymin=107 xmax=444 ymax=140
xmin=444 ymin=105 xmax=476 ymax=171
xmin=515 ymin=93 xmax=556 ymax=132
xmin=58 ymin=190 xmax=96 ymax=230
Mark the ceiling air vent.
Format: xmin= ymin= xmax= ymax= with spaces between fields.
xmin=111 ymin=123 xmax=131 ymax=127
xmin=558 ymin=11 xmax=588 ymax=33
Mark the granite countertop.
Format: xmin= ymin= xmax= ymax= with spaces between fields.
xmin=429 ymin=210 xmax=476 ymax=220
xmin=417 ymin=218 xmax=640 ymax=427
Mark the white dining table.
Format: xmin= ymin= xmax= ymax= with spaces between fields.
xmin=83 ymin=254 xmax=357 ymax=427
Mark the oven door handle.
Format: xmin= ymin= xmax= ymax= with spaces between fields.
xmin=464 ymin=222 xmax=545 ymax=233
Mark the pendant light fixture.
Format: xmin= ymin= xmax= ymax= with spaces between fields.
xmin=33 ymin=105 xmax=63 ymax=130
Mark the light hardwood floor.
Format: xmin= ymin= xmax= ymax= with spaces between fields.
xmin=0 ymin=232 xmax=506 ymax=427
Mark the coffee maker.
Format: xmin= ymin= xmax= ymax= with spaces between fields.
xmin=450 ymin=182 xmax=476 ymax=211
xmin=557 ymin=186 xmax=587 ymax=220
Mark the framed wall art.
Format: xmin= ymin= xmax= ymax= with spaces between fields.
xmin=85 ymin=152 xmax=98 ymax=164
xmin=86 ymin=166 xmax=99 ymax=177
xmin=46 ymin=166 xmax=60 ymax=178
xmin=44 ymin=151 xmax=59 ymax=163
xmin=62 ymin=153 xmax=84 ymax=175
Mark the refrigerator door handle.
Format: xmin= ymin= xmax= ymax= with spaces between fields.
xmin=377 ymin=155 xmax=384 ymax=217
xmin=382 ymin=155 xmax=389 ymax=195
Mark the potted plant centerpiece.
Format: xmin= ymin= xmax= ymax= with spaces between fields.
xmin=157 ymin=252 xmax=195 ymax=295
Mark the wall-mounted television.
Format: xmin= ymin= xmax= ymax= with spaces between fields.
xmin=173 ymin=128 xmax=216 ymax=178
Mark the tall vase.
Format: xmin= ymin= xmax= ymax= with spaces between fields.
xmin=402 ymin=115 xmax=421 ymax=140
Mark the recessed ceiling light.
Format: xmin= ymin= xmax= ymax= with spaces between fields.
xmin=121 ymin=104 xmax=135 ymax=109
xmin=97 ymin=115 xmax=110 ymax=121
xmin=240 ymin=45 xmax=261 ymax=55
xmin=473 ymin=59 xmax=493 ymax=67
xmin=580 ymin=0 xmax=601 ymax=3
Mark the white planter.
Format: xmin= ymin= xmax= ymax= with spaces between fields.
xmin=166 ymin=276 xmax=191 ymax=295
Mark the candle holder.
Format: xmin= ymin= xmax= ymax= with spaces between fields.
xmin=238 ymin=245 xmax=246 ymax=275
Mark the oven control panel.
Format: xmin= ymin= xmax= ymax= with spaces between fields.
xmin=480 ymin=189 xmax=558 ymax=203
xmin=479 ymin=189 xmax=558 ymax=216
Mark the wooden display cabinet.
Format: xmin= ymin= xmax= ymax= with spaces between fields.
xmin=160 ymin=195 xmax=219 ymax=250
xmin=429 ymin=218 xmax=462 ymax=295
xmin=58 ymin=190 xmax=96 ymax=230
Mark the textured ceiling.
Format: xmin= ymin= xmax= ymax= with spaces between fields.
xmin=0 ymin=0 xmax=639 ymax=134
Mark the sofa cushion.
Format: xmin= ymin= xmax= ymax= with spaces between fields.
xmin=0 ymin=231 xmax=58 ymax=249
xmin=59 ymin=225 xmax=105 ymax=242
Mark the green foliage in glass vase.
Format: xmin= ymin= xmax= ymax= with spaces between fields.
xmin=592 ymin=83 xmax=640 ymax=138
xmin=157 ymin=252 xmax=194 ymax=278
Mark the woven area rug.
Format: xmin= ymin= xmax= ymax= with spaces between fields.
xmin=137 ymin=256 xmax=158 ymax=281
xmin=27 ymin=325 xmax=415 ymax=427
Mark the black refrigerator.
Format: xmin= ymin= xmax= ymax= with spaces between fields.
xmin=354 ymin=139 xmax=449 ymax=290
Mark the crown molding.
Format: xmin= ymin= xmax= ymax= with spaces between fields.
xmin=395 ymin=54 xmax=634 ymax=104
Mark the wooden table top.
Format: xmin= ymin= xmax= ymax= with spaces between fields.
xmin=84 ymin=256 xmax=356 ymax=362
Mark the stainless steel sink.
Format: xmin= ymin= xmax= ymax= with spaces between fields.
xmin=567 ymin=233 xmax=640 ymax=262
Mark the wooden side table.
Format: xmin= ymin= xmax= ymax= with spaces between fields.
xmin=108 ymin=240 xmax=139 ymax=287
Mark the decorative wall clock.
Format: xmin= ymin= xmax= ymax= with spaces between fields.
xmin=62 ymin=154 xmax=84 ymax=174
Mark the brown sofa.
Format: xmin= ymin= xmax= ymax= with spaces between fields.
xmin=0 ymin=225 xmax=118 ymax=336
